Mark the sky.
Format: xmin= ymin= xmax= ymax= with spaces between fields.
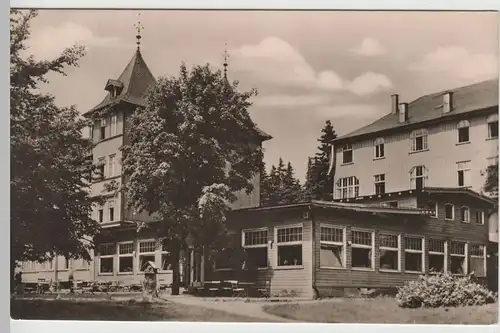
xmin=26 ymin=10 xmax=499 ymax=182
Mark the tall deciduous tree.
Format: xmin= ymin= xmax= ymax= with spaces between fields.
xmin=306 ymin=120 xmax=337 ymax=200
xmin=483 ymin=162 xmax=498 ymax=197
xmin=119 ymin=63 xmax=263 ymax=295
xmin=10 ymin=9 xmax=100 ymax=280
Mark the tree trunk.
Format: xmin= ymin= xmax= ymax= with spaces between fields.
xmin=171 ymin=246 xmax=181 ymax=295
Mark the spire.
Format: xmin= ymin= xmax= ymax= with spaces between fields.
xmin=134 ymin=13 xmax=144 ymax=51
xmin=223 ymin=42 xmax=229 ymax=80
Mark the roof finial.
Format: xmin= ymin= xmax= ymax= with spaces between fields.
xmin=134 ymin=13 xmax=144 ymax=51
xmin=223 ymin=42 xmax=229 ymax=80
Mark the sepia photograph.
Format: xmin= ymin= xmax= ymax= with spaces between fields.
xmin=9 ymin=7 xmax=499 ymax=325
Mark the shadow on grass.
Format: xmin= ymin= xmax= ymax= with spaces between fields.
xmin=11 ymin=298 xmax=273 ymax=322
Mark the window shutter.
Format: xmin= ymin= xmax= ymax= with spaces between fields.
xmin=423 ymin=134 xmax=428 ymax=150
xmin=464 ymin=169 xmax=471 ymax=187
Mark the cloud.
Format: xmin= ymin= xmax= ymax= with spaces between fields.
xmin=411 ymin=46 xmax=498 ymax=81
xmin=347 ymin=72 xmax=393 ymax=95
xmin=231 ymin=37 xmax=392 ymax=96
xmin=315 ymin=104 xmax=382 ymax=119
xmin=26 ymin=21 xmax=130 ymax=60
xmin=351 ymin=38 xmax=387 ymax=56
xmin=253 ymin=94 xmax=332 ymax=108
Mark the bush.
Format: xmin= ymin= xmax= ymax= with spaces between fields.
xmin=396 ymin=273 xmax=497 ymax=308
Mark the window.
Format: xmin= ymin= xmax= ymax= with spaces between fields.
xmin=487 ymin=113 xmax=498 ymax=139
xmin=476 ymin=211 xmax=485 ymax=225
xmin=63 ymin=258 xmax=70 ymax=270
xmin=214 ymin=248 xmax=235 ymax=270
xmin=410 ymin=165 xmax=426 ymax=190
xmin=335 ymin=176 xmax=359 ymax=199
xmin=351 ymin=230 xmax=374 ymax=270
xmin=450 ymin=241 xmax=467 ymax=275
xmin=386 ymin=201 xmax=398 ymax=208
xmin=460 ymin=206 xmax=470 ymax=223
xmin=108 ymin=200 xmax=115 ymax=222
xmin=161 ymin=241 xmax=172 ymax=271
xmin=457 ymin=120 xmax=470 ymax=143
xmin=428 ymin=239 xmax=446 ymax=273
xmin=374 ymin=138 xmax=385 ymax=159
xmin=418 ymin=201 xmax=437 ymax=218
xmin=374 ymin=174 xmax=386 ymax=194
xmin=138 ymin=240 xmax=156 ymax=272
xmin=98 ymin=206 xmax=104 ymax=223
xmin=457 ymin=161 xmax=471 ymax=187
xmin=118 ymin=242 xmax=134 ymax=273
xmin=96 ymin=158 xmax=105 ymax=180
xmin=99 ymin=118 xmax=106 ymax=140
xmin=276 ymin=226 xmax=303 ymax=267
xmin=410 ymin=129 xmax=428 ymax=152
xmin=469 ymin=244 xmax=486 ymax=277
xmin=99 ymin=243 xmax=115 ymax=274
xmin=444 ymin=204 xmax=454 ymax=220
xmin=342 ymin=144 xmax=353 ymax=164
xmin=108 ymin=154 xmax=116 ymax=177
xmin=320 ymin=226 xmax=346 ymax=268
xmin=404 ymin=236 xmax=424 ymax=272
xmin=242 ymin=228 xmax=268 ymax=269
xmin=111 ymin=114 xmax=117 ymax=136
xmin=379 ymin=233 xmax=400 ymax=271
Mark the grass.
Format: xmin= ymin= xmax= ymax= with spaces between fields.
xmin=11 ymin=298 xmax=274 ymax=322
xmin=264 ymin=298 xmax=499 ymax=324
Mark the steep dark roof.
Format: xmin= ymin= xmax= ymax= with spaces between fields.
xmin=84 ymin=49 xmax=156 ymax=116
xmin=334 ymin=78 xmax=499 ymax=143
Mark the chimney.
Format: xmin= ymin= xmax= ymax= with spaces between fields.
xmin=442 ymin=92 xmax=453 ymax=114
xmin=399 ymin=103 xmax=409 ymax=123
xmin=391 ymin=94 xmax=399 ymax=114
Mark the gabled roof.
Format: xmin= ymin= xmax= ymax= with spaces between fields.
xmin=84 ymin=49 xmax=156 ymax=116
xmin=334 ymin=78 xmax=499 ymax=143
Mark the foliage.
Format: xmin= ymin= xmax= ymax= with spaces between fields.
xmin=261 ymin=158 xmax=303 ymax=205
xmin=119 ymin=63 xmax=263 ymax=293
xmin=304 ymin=120 xmax=337 ymax=201
xmin=10 ymin=9 xmax=100 ymax=269
xmin=396 ymin=272 xmax=496 ymax=308
xmin=483 ymin=161 xmax=498 ymax=197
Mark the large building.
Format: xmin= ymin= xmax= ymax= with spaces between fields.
xmin=19 ymin=43 xmax=271 ymax=286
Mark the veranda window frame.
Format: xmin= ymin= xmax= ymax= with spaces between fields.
xmin=118 ymin=241 xmax=135 ymax=274
xmin=428 ymin=239 xmax=447 ymax=274
xmin=98 ymin=243 xmax=115 ymax=275
xmin=351 ymin=229 xmax=375 ymax=271
xmin=242 ymin=227 xmax=269 ymax=270
xmin=275 ymin=224 xmax=303 ymax=269
xmin=379 ymin=233 xmax=401 ymax=272
xmin=469 ymin=244 xmax=486 ymax=277
xmin=450 ymin=241 xmax=467 ymax=275
xmin=404 ymin=235 xmax=425 ymax=273
xmin=138 ymin=239 xmax=157 ymax=273
xmin=319 ymin=224 xmax=346 ymax=270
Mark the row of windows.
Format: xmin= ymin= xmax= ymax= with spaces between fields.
xmin=418 ymin=201 xmax=485 ymax=224
xmin=340 ymin=113 xmax=499 ymax=165
xmin=318 ymin=226 xmax=486 ymax=276
xmin=335 ymin=158 xmax=491 ymax=199
xmin=21 ymin=258 xmax=89 ymax=271
xmin=98 ymin=240 xmax=172 ymax=275
xmin=216 ymin=226 xmax=487 ymax=277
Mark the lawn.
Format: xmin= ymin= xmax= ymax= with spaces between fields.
xmin=264 ymin=298 xmax=499 ymax=324
xmin=11 ymin=298 xmax=273 ymax=322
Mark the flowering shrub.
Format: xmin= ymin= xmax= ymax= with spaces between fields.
xmin=396 ymin=273 xmax=496 ymax=308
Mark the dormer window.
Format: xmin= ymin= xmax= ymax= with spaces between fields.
xmin=105 ymin=79 xmax=124 ymax=100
